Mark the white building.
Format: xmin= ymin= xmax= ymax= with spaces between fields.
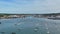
xmin=56 ymin=15 xmax=60 ymax=18
xmin=8 ymin=15 xmax=20 ymax=18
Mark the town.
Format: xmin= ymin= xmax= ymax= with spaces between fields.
xmin=0 ymin=13 xmax=60 ymax=19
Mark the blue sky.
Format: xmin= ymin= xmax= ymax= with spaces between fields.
xmin=0 ymin=0 xmax=60 ymax=14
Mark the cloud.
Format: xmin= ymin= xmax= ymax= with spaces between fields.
xmin=0 ymin=0 xmax=60 ymax=14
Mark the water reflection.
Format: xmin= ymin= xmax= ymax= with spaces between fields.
xmin=0 ymin=22 xmax=1 ymax=24
xmin=11 ymin=32 xmax=16 ymax=34
xmin=47 ymin=31 xmax=50 ymax=34
xmin=1 ymin=32 xmax=5 ymax=34
xmin=34 ymin=27 xmax=39 ymax=32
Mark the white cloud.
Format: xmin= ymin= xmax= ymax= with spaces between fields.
xmin=0 ymin=0 xmax=60 ymax=14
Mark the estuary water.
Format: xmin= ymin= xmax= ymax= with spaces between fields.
xmin=0 ymin=17 xmax=60 ymax=34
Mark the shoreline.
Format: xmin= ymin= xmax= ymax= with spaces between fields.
xmin=0 ymin=17 xmax=60 ymax=20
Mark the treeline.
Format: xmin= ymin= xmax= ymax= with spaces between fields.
xmin=0 ymin=14 xmax=10 ymax=17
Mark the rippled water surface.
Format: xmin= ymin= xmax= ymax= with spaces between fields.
xmin=0 ymin=17 xmax=60 ymax=34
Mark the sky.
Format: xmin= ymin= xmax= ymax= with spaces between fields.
xmin=0 ymin=0 xmax=60 ymax=14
